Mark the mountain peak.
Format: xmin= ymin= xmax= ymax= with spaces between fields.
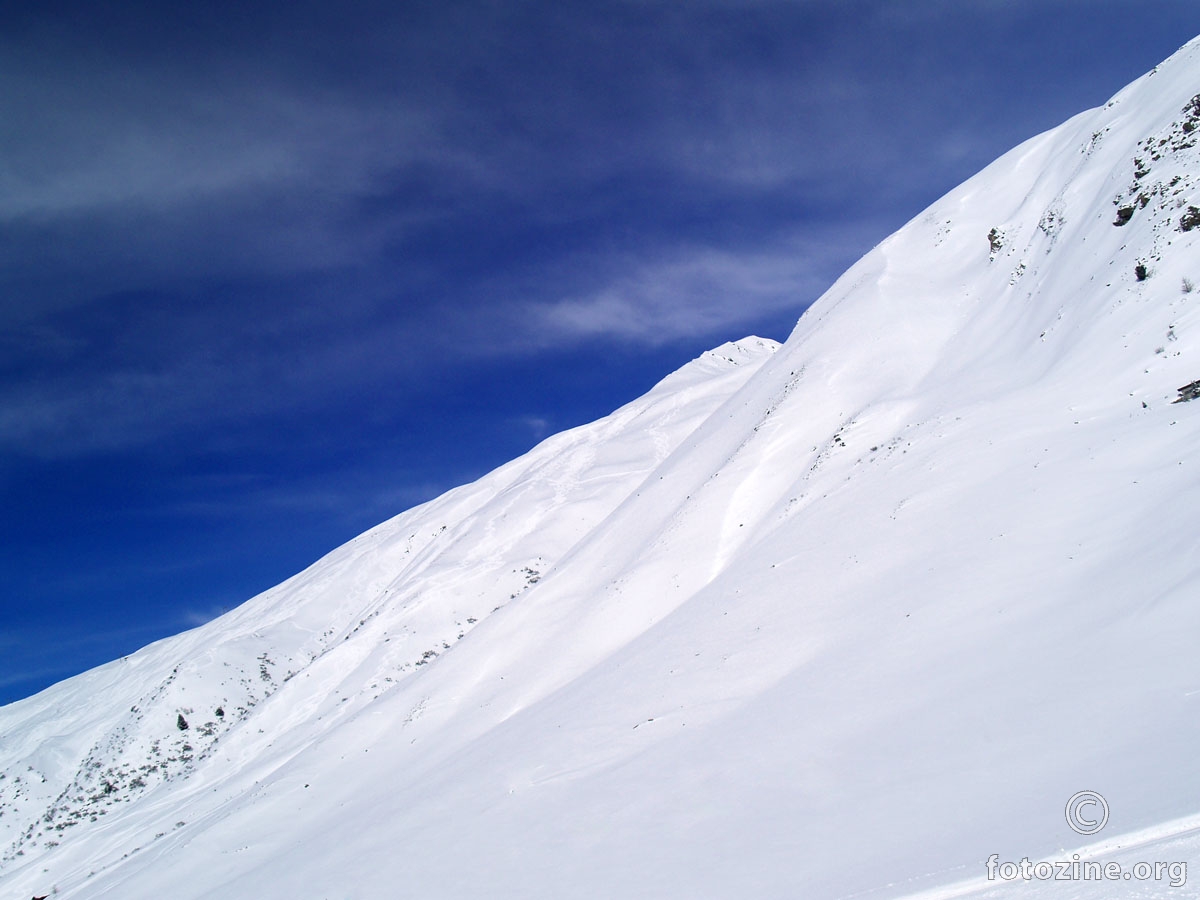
xmin=701 ymin=335 xmax=780 ymax=362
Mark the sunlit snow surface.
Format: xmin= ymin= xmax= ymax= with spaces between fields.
xmin=4 ymin=36 xmax=1200 ymax=900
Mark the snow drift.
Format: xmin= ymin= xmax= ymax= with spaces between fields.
xmin=5 ymin=35 xmax=1200 ymax=900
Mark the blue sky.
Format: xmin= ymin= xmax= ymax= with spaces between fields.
xmin=1 ymin=0 xmax=1196 ymax=705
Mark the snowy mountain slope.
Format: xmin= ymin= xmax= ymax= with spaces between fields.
xmin=0 ymin=338 xmax=778 ymax=884
xmin=6 ymin=35 xmax=1200 ymax=900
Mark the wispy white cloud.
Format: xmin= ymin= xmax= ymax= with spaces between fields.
xmin=507 ymin=415 xmax=554 ymax=444
xmin=0 ymin=28 xmax=451 ymax=224
xmin=180 ymin=605 xmax=234 ymax=628
xmin=526 ymin=228 xmax=865 ymax=345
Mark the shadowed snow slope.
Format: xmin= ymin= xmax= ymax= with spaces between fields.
xmin=5 ymin=36 xmax=1200 ymax=900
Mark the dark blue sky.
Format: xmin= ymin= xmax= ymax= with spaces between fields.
xmin=1 ymin=0 xmax=1196 ymax=705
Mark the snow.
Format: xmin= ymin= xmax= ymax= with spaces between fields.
xmin=4 ymin=35 xmax=1200 ymax=900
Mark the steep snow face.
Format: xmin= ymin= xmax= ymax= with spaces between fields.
xmin=5 ymin=36 xmax=1200 ymax=900
xmin=0 ymin=338 xmax=778 ymax=882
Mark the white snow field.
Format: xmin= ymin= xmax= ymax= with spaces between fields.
xmin=5 ymin=35 xmax=1200 ymax=900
